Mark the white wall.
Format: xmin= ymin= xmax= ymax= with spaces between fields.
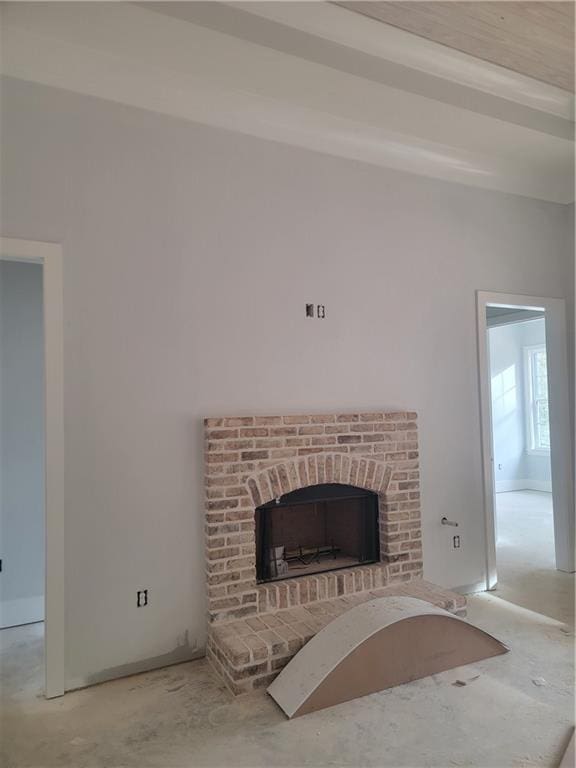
xmin=0 ymin=260 xmax=45 ymax=627
xmin=522 ymin=319 xmax=553 ymax=487
xmin=1 ymin=78 xmax=573 ymax=689
xmin=489 ymin=322 xmax=526 ymax=487
xmin=489 ymin=318 xmax=552 ymax=492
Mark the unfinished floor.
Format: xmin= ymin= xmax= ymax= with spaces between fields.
xmin=2 ymin=583 xmax=574 ymax=768
xmin=1 ymin=494 xmax=573 ymax=767
xmin=495 ymin=490 xmax=574 ymax=624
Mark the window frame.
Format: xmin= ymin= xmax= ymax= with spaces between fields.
xmin=523 ymin=343 xmax=550 ymax=456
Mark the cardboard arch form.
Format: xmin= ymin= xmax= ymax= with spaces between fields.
xmin=268 ymin=596 xmax=508 ymax=717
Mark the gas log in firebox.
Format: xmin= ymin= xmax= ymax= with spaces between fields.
xmin=255 ymin=483 xmax=380 ymax=583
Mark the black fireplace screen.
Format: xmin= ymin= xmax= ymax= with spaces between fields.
xmin=255 ymin=483 xmax=379 ymax=583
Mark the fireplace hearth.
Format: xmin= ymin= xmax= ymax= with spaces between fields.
xmin=255 ymin=484 xmax=380 ymax=583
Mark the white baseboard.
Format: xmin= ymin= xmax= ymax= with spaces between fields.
xmin=0 ymin=595 xmax=44 ymax=628
xmin=495 ymin=479 xmax=552 ymax=493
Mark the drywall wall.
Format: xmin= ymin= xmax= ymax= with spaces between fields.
xmin=489 ymin=322 xmax=526 ymax=488
xmin=522 ymin=319 xmax=553 ymax=487
xmin=489 ymin=318 xmax=552 ymax=492
xmin=0 ymin=260 xmax=44 ymax=627
xmin=0 ymin=77 xmax=573 ymax=688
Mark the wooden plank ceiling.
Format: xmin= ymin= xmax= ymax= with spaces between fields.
xmin=335 ymin=2 xmax=575 ymax=92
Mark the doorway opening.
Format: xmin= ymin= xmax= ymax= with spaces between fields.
xmin=0 ymin=238 xmax=64 ymax=699
xmin=487 ymin=308 xmax=556 ymax=612
xmin=477 ymin=291 xmax=574 ymax=621
xmin=0 ymin=259 xmax=45 ymax=675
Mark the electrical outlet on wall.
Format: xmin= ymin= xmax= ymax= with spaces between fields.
xmin=305 ymin=303 xmax=326 ymax=318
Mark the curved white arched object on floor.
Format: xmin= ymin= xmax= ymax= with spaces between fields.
xmin=268 ymin=596 xmax=508 ymax=717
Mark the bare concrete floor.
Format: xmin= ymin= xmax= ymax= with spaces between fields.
xmin=2 ymin=495 xmax=574 ymax=768
xmin=2 ymin=593 xmax=573 ymax=768
xmin=494 ymin=491 xmax=574 ymax=624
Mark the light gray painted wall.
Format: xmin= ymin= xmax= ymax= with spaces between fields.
xmin=522 ymin=318 xmax=552 ymax=484
xmin=1 ymin=78 xmax=573 ymax=688
xmin=0 ymin=260 xmax=44 ymax=626
xmin=489 ymin=322 xmax=526 ymax=485
xmin=489 ymin=318 xmax=551 ymax=490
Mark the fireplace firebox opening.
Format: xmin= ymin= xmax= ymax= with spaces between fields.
xmin=255 ymin=483 xmax=380 ymax=583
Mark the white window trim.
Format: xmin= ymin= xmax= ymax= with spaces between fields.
xmin=523 ymin=343 xmax=550 ymax=456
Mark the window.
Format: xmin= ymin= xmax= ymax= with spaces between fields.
xmin=524 ymin=345 xmax=550 ymax=453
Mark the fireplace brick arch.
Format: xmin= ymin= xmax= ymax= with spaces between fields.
xmin=204 ymin=411 xmax=422 ymax=623
xmin=246 ymin=453 xmax=392 ymax=508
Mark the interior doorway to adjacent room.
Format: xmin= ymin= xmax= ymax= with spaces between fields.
xmin=477 ymin=292 xmax=574 ymax=621
xmin=0 ymin=238 xmax=64 ymax=698
xmin=0 ymin=259 xmax=45 ymax=631
xmin=488 ymin=309 xmax=556 ymax=615
xmin=0 ymin=259 xmax=46 ymax=696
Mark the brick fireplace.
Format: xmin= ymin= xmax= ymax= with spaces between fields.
xmin=204 ymin=411 xmax=464 ymax=693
